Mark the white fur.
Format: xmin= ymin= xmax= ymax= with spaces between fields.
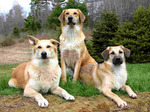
xmin=107 ymin=62 xmax=127 ymax=90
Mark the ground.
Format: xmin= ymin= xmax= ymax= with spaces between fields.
xmin=0 ymin=38 xmax=150 ymax=112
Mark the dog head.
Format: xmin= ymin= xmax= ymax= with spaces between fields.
xmin=59 ymin=9 xmax=85 ymax=26
xmin=101 ymin=46 xmax=130 ymax=65
xmin=28 ymin=35 xmax=59 ymax=60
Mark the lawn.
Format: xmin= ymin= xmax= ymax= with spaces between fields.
xmin=0 ymin=63 xmax=150 ymax=96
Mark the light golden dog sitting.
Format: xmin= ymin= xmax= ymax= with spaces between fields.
xmin=82 ymin=46 xmax=137 ymax=108
xmin=8 ymin=36 xmax=75 ymax=108
xmin=59 ymin=9 xmax=97 ymax=83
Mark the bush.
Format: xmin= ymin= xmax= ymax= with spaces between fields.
xmin=12 ymin=26 xmax=20 ymax=38
xmin=0 ymin=35 xmax=15 ymax=46
xmin=112 ymin=5 xmax=150 ymax=63
xmin=92 ymin=10 xmax=120 ymax=63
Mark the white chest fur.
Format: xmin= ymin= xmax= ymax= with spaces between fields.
xmin=112 ymin=63 xmax=127 ymax=90
xmin=28 ymin=59 xmax=61 ymax=93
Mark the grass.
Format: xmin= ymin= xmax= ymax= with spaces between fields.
xmin=0 ymin=63 xmax=150 ymax=96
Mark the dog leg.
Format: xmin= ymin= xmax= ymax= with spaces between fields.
xmin=101 ymin=88 xmax=127 ymax=108
xmin=61 ymin=58 xmax=67 ymax=83
xmin=73 ymin=59 xmax=82 ymax=83
xmin=51 ymin=86 xmax=75 ymax=100
xmin=24 ymin=84 xmax=49 ymax=108
xmin=121 ymin=85 xmax=137 ymax=99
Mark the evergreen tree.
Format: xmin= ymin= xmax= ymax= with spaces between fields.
xmin=112 ymin=5 xmax=150 ymax=63
xmin=92 ymin=10 xmax=120 ymax=63
xmin=24 ymin=13 xmax=41 ymax=32
xmin=12 ymin=26 xmax=20 ymax=38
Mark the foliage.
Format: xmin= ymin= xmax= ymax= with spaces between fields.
xmin=0 ymin=35 xmax=15 ymax=46
xmin=12 ymin=26 xmax=20 ymax=38
xmin=112 ymin=5 xmax=150 ymax=63
xmin=24 ymin=13 xmax=41 ymax=33
xmin=92 ymin=10 xmax=120 ymax=63
xmin=46 ymin=5 xmax=63 ymax=30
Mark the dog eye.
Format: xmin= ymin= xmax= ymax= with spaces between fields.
xmin=111 ymin=51 xmax=115 ymax=55
xmin=66 ymin=12 xmax=69 ymax=15
xmin=119 ymin=50 xmax=123 ymax=54
xmin=38 ymin=46 xmax=42 ymax=49
xmin=74 ymin=12 xmax=77 ymax=15
xmin=47 ymin=45 xmax=51 ymax=48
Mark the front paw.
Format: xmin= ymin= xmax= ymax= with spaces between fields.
xmin=37 ymin=98 xmax=49 ymax=107
xmin=129 ymin=92 xmax=137 ymax=99
xmin=64 ymin=94 xmax=75 ymax=101
xmin=117 ymin=99 xmax=127 ymax=108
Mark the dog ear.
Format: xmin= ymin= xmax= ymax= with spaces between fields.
xmin=27 ymin=35 xmax=39 ymax=46
xmin=120 ymin=45 xmax=131 ymax=57
xmin=59 ymin=9 xmax=66 ymax=22
xmin=51 ymin=39 xmax=60 ymax=46
xmin=78 ymin=9 xmax=85 ymax=23
xmin=101 ymin=48 xmax=110 ymax=61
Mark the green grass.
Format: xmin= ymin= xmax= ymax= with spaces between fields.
xmin=0 ymin=63 xmax=150 ymax=96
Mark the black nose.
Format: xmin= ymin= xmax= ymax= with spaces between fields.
xmin=68 ymin=16 xmax=73 ymax=20
xmin=116 ymin=57 xmax=120 ymax=61
xmin=41 ymin=51 xmax=47 ymax=59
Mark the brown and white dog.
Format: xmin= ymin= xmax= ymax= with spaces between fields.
xmin=8 ymin=36 xmax=75 ymax=108
xmin=83 ymin=46 xmax=137 ymax=108
xmin=59 ymin=9 xmax=97 ymax=83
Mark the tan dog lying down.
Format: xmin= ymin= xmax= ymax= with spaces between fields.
xmin=8 ymin=36 xmax=75 ymax=107
xmin=81 ymin=46 xmax=137 ymax=108
xmin=59 ymin=9 xmax=97 ymax=83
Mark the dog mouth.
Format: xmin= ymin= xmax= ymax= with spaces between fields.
xmin=67 ymin=21 xmax=76 ymax=25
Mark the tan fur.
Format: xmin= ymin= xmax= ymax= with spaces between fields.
xmin=59 ymin=9 xmax=97 ymax=83
xmin=8 ymin=36 xmax=75 ymax=108
xmin=82 ymin=46 xmax=137 ymax=108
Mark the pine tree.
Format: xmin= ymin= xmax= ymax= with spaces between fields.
xmin=92 ymin=10 xmax=120 ymax=63
xmin=112 ymin=5 xmax=150 ymax=63
xmin=12 ymin=26 xmax=20 ymax=38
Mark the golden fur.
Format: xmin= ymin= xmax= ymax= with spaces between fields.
xmin=8 ymin=36 xmax=75 ymax=108
xmin=82 ymin=46 xmax=137 ymax=108
xmin=59 ymin=9 xmax=97 ymax=83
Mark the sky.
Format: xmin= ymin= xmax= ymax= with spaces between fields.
xmin=0 ymin=0 xmax=31 ymax=15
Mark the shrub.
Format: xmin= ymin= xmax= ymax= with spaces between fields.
xmin=112 ymin=5 xmax=150 ymax=63
xmin=92 ymin=10 xmax=120 ymax=63
xmin=0 ymin=35 xmax=15 ymax=46
xmin=12 ymin=26 xmax=20 ymax=38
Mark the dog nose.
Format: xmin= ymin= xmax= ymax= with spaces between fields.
xmin=41 ymin=51 xmax=47 ymax=59
xmin=116 ymin=57 xmax=120 ymax=61
xmin=68 ymin=16 xmax=73 ymax=20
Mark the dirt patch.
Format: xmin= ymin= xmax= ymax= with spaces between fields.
xmin=0 ymin=92 xmax=150 ymax=112
xmin=0 ymin=39 xmax=31 ymax=64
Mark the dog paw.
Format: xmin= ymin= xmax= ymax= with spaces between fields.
xmin=117 ymin=99 xmax=127 ymax=108
xmin=130 ymin=93 xmax=137 ymax=99
xmin=65 ymin=94 xmax=75 ymax=101
xmin=37 ymin=98 xmax=49 ymax=107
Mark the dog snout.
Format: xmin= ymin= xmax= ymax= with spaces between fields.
xmin=68 ymin=16 xmax=73 ymax=21
xmin=113 ymin=56 xmax=123 ymax=65
xmin=41 ymin=51 xmax=47 ymax=59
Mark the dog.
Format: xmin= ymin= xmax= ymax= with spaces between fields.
xmin=59 ymin=9 xmax=97 ymax=83
xmin=8 ymin=35 xmax=75 ymax=108
xmin=81 ymin=46 xmax=137 ymax=108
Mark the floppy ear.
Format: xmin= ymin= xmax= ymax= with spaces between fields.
xmin=27 ymin=35 xmax=39 ymax=46
xmin=78 ymin=9 xmax=85 ymax=23
xmin=120 ymin=45 xmax=131 ymax=57
xmin=101 ymin=48 xmax=110 ymax=61
xmin=59 ymin=9 xmax=66 ymax=22
xmin=50 ymin=39 xmax=60 ymax=46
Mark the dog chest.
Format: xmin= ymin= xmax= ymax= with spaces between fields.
xmin=62 ymin=49 xmax=80 ymax=67
xmin=112 ymin=65 xmax=127 ymax=90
